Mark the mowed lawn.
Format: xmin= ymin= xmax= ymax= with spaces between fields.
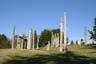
xmin=0 ymin=45 xmax=96 ymax=64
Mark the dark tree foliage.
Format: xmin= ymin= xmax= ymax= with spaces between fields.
xmin=39 ymin=29 xmax=60 ymax=47
xmin=81 ymin=39 xmax=84 ymax=45
xmin=0 ymin=34 xmax=11 ymax=48
xmin=76 ymin=40 xmax=78 ymax=45
xmin=89 ymin=18 xmax=96 ymax=42
xmin=34 ymin=31 xmax=37 ymax=48
xmin=81 ymin=39 xmax=83 ymax=42
xmin=39 ymin=29 xmax=51 ymax=47
xmin=67 ymin=37 xmax=69 ymax=44
xmin=52 ymin=29 xmax=60 ymax=34
xmin=70 ymin=40 xmax=74 ymax=45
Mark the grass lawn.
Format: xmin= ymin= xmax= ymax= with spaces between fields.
xmin=0 ymin=45 xmax=96 ymax=64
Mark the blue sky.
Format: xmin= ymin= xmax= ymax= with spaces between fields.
xmin=0 ymin=0 xmax=96 ymax=42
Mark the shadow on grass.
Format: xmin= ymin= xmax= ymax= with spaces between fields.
xmin=80 ymin=45 xmax=96 ymax=50
xmin=3 ymin=51 xmax=96 ymax=64
xmin=90 ymin=44 xmax=96 ymax=49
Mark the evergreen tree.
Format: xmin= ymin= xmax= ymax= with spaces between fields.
xmin=52 ymin=29 xmax=60 ymax=34
xmin=89 ymin=18 xmax=96 ymax=41
xmin=39 ymin=29 xmax=59 ymax=47
xmin=81 ymin=39 xmax=84 ymax=45
xmin=39 ymin=29 xmax=51 ymax=47
xmin=67 ymin=37 xmax=69 ymax=44
xmin=0 ymin=34 xmax=11 ymax=48
xmin=70 ymin=40 xmax=74 ymax=45
xmin=76 ymin=40 xmax=78 ymax=45
xmin=93 ymin=18 xmax=96 ymax=35
xmin=34 ymin=31 xmax=37 ymax=48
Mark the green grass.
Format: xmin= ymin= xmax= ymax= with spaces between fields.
xmin=0 ymin=45 xmax=96 ymax=64
xmin=68 ymin=45 xmax=96 ymax=58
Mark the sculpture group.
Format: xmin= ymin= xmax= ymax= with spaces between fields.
xmin=11 ymin=11 xmax=88 ymax=52
xmin=49 ymin=12 xmax=67 ymax=52
xmin=11 ymin=27 xmax=38 ymax=50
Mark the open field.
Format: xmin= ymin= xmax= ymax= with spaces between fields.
xmin=0 ymin=45 xmax=96 ymax=64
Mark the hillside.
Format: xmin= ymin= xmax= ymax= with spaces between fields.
xmin=0 ymin=45 xmax=96 ymax=64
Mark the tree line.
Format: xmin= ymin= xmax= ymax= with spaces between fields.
xmin=0 ymin=17 xmax=96 ymax=48
xmin=0 ymin=34 xmax=11 ymax=48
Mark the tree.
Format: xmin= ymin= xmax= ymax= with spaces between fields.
xmin=52 ymin=29 xmax=60 ymax=34
xmin=70 ymin=40 xmax=74 ymax=45
xmin=76 ymin=40 xmax=78 ymax=45
xmin=89 ymin=17 xmax=96 ymax=44
xmin=39 ymin=29 xmax=51 ymax=47
xmin=39 ymin=29 xmax=61 ymax=47
xmin=0 ymin=34 xmax=11 ymax=48
xmin=67 ymin=37 xmax=69 ymax=44
xmin=81 ymin=39 xmax=84 ymax=45
xmin=34 ymin=31 xmax=37 ymax=48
